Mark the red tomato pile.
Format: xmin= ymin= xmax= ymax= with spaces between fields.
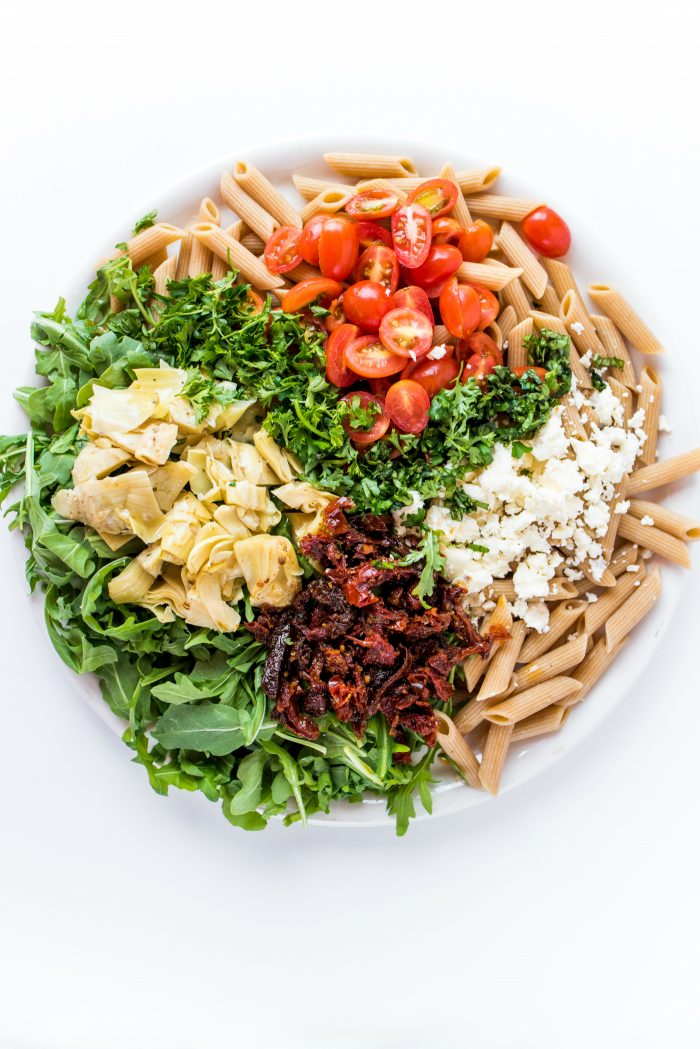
xmin=263 ymin=181 xmax=570 ymax=446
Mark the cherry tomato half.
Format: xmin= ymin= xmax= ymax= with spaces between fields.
xmin=353 ymin=221 xmax=393 ymax=251
xmin=341 ymin=391 xmax=390 ymax=446
xmin=325 ymin=323 xmax=359 ymax=387
xmin=346 ymin=188 xmax=399 ymax=220
xmin=298 ymin=215 xmax=327 ymax=266
xmin=379 ymin=307 xmax=433 ymax=360
xmin=431 ymin=216 xmax=463 ymax=245
xmin=391 ymin=202 xmax=432 ymax=269
xmin=406 ymin=178 xmax=458 ymax=218
xmin=462 ymin=351 xmax=498 ymax=385
xmin=401 ymin=351 xmax=459 ymax=398
xmin=344 ymin=334 xmax=406 ymax=378
xmin=458 ymin=220 xmax=494 ymax=263
xmin=512 ymin=365 xmax=547 ymax=380
xmin=393 ymin=285 xmax=434 ymax=324
xmin=280 ymin=277 xmax=343 ymax=312
xmin=455 ymin=331 xmax=503 ymax=366
xmin=385 ymin=380 xmax=431 ymax=434
xmin=368 ymin=376 xmax=394 ymax=399
xmin=325 ymin=296 xmax=346 ymax=333
xmin=263 ymin=225 xmax=302 ymax=274
xmin=521 ymin=206 xmax=571 ymax=258
xmin=407 ymin=243 xmax=462 ymax=291
xmin=439 ymin=279 xmax=481 ymax=339
xmin=355 ymin=245 xmax=399 ymax=294
xmin=245 ymin=289 xmax=265 ymax=315
xmin=318 ymin=216 xmax=358 ymax=281
xmin=468 ymin=283 xmax=499 ymax=329
xmin=343 ymin=281 xmax=394 ymax=332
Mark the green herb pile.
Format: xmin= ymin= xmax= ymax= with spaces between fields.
xmin=0 ymin=257 xmax=571 ymax=834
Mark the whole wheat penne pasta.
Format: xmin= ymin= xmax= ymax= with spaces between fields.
xmin=454 ymin=167 xmax=502 ymax=194
xmin=587 ymin=283 xmax=665 ymax=355
xmin=292 ymin=174 xmax=353 ymax=200
xmin=286 ymin=262 xmax=324 ymax=284
xmin=140 ymin=248 xmax=169 ymax=272
xmin=627 ymin=449 xmax=700 ymax=495
xmin=324 ymin=152 xmax=418 ymax=179
xmin=233 ymin=160 xmax=303 ymax=229
xmin=605 ymin=567 xmax=662 ymax=651
xmin=496 ymin=222 xmax=548 ymax=299
xmin=381 ymin=176 xmax=431 ymax=192
xmin=497 ymin=305 xmax=518 ymax=340
xmin=300 ymin=188 xmax=355 ymax=222
xmin=500 ymin=276 xmax=532 ymax=322
xmin=546 ymin=578 xmax=579 ymax=600
xmin=559 ymin=289 xmax=606 ymax=356
xmin=486 ymin=579 xmax=516 ymax=600
xmin=600 ymin=476 xmax=629 ymax=562
xmin=479 ymin=723 xmax=513 ymax=795
xmin=609 ymin=541 xmax=640 ymax=576
xmin=583 ymin=563 xmax=646 ymax=635
xmin=581 ymin=563 xmax=616 ymax=588
xmin=191 ymin=222 xmax=283 ymax=290
xmin=519 ymin=600 xmax=587 ymax=664
xmin=465 ymin=195 xmax=543 ymax=221
xmin=539 ymin=284 xmax=561 ymax=314
xmin=210 ymin=253 xmax=227 ymax=280
xmin=355 ymin=177 xmax=409 ymax=203
xmin=462 ymin=597 xmax=512 ymax=694
xmin=515 ymin=633 xmax=589 ymax=690
xmin=198 ymin=197 xmax=220 ymax=225
xmin=636 ymin=365 xmax=662 ymax=465
xmin=434 ymin=712 xmax=482 ymax=789
xmin=240 ymin=231 xmax=266 ymax=255
xmin=560 ymin=395 xmax=589 ymax=440
xmin=457 ymin=261 xmax=522 ymax=290
xmin=529 ymin=311 xmax=591 ymax=388
xmin=440 ymin=162 xmax=472 ymax=226
xmin=477 ymin=621 xmax=527 ymax=702
xmin=617 ymin=515 xmax=691 ymax=568
xmin=607 ymin=377 xmax=633 ymax=427
xmin=563 ymin=636 xmax=629 ymax=705
xmin=186 ymin=232 xmax=212 ymax=278
xmin=125 ymin=223 xmax=185 ymax=268
xmin=226 ymin=219 xmax=246 ymax=241
xmin=628 ymin=500 xmax=700 ymax=542
xmin=503 ymin=317 xmax=532 ymax=371
xmin=510 ymin=704 xmax=570 ymax=742
xmin=431 ymin=324 xmax=454 ymax=345
xmin=153 ymin=255 xmax=177 ymax=298
xmin=209 ymin=221 xmax=242 ymax=278
xmin=591 ymin=313 xmax=637 ymax=389
xmin=541 ymin=258 xmax=582 ymax=302
xmin=483 ymin=321 xmax=503 ymax=350
xmin=220 ymin=171 xmax=277 ymax=242
xmin=175 ymin=233 xmax=192 ymax=279
xmin=483 ymin=676 xmax=583 ymax=725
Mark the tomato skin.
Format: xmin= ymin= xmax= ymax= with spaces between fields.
xmin=355 ymin=245 xmax=400 ymax=294
xmin=462 ymin=351 xmax=498 ymax=384
xmin=521 ymin=206 xmax=571 ymax=258
xmin=401 ymin=353 xmax=459 ymax=398
xmin=318 ymin=216 xmax=358 ymax=281
xmin=439 ymin=279 xmax=482 ymax=339
xmin=458 ymin=219 xmax=494 ymax=263
xmin=431 ymin=216 xmax=463 ymax=245
xmin=468 ymin=283 xmax=499 ymax=329
xmin=385 ymin=380 xmax=431 ymax=435
xmin=391 ymin=202 xmax=432 ymax=269
xmin=298 ymin=215 xmax=327 ymax=266
xmin=325 ymin=324 xmax=359 ymax=387
xmin=281 ymin=277 xmax=343 ymax=312
xmin=346 ymin=188 xmax=399 ymax=220
xmin=405 ymin=178 xmax=458 ymax=218
xmin=325 ymin=296 xmax=346 ymax=333
xmin=368 ymin=376 xmax=394 ymax=398
xmin=512 ymin=365 xmax=547 ymax=380
xmin=407 ymin=243 xmax=462 ymax=290
xmin=392 ymin=285 xmax=434 ymax=323
xmin=353 ymin=221 xmax=393 ymax=251
xmin=455 ymin=331 xmax=503 ymax=366
xmin=341 ymin=391 xmax=390 ymax=446
xmin=342 ymin=281 xmax=394 ymax=332
xmin=379 ymin=307 xmax=433 ymax=359
xmin=344 ymin=334 xmax=406 ymax=378
xmin=246 ymin=289 xmax=265 ymax=315
xmin=264 ymin=225 xmax=303 ymax=274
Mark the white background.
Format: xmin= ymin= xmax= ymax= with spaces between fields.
xmin=1 ymin=2 xmax=699 ymax=1046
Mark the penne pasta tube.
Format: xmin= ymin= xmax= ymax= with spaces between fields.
xmin=476 ymin=621 xmax=527 ymax=703
xmin=479 ymin=723 xmax=513 ymax=795
xmin=190 ymin=222 xmax=284 ymax=290
xmin=186 ymin=228 xmax=212 ymax=278
xmin=175 ymin=232 xmax=192 ymax=280
xmin=226 ymin=219 xmax=246 ymax=241
xmin=609 ymin=541 xmax=640 ymax=575
xmin=240 ymin=231 xmax=266 ymax=255
xmin=499 ymin=276 xmax=532 ymax=323
xmin=636 ymin=365 xmax=662 ymax=465
xmin=440 ymin=162 xmax=472 ymax=226
xmin=457 ymin=261 xmax=522 ymax=290
xmin=514 ymin=634 xmax=589 ymax=690
xmin=496 ymin=222 xmax=548 ymax=298
xmin=356 ymin=177 xmax=408 ymax=202
xmin=563 ymin=636 xmax=629 ymax=706
xmin=539 ymin=284 xmax=560 ymax=314
xmin=503 ymin=317 xmax=532 ymax=371
xmin=519 ymin=600 xmax=587 ymax=664
xmin=431 ymin=324 xmax=454 ymax=345
xmin=483 ymin=676 xmax=583 ymax=725
xmin=604 ymin=567 xmax=662 ymax=651
xmin=210 ymin=253 xmax=227 ymax=280
xmin=510 ymin=703 xmax=570 ymax=742
xmin=152 ymin=255 xmax=177 ymax=298
xmin=140 ymin=248 xmax=168 ymax=272
xmin=234 ymin=160 xmax=303 ymax=228
xmin=591 ymin=313 xmax=637 ymax=389
xmin=587 ymin=283 xmax=665 ymax=355
xmin=462 ymin=597 xmax=512 ymax=695
xmin=617 ymin=515 xmax=691 ymax=568
xmin=434 ymin=712 xmax=482 ymax=789
xmin=300 ymin=188 xmax=355 ymax=222
xmin=198 ymin=197 xmax=220 ymax=225
xmin=529 ymin=311 xmax=591 ymax=388
xmin=546 ymin=578 xmax=579 ymax=600
xmin=541 ymin=258 xmax=582 ymax=302
xmin=220 ymin=171 xmax=277 ymax=242
xmin=292 ymin=174 xmax=353 ymax=200
xmin=628 ymin=499 xmax=700 ymax=542
xmin=627 ymin=449 xmax=700 ymax=495
xmin=497 ymin=304 xmax=518 ymax=340
xmin=483 ymin=321 xmax=503 ymax=350
xmin=560 ymin=395 xmax=589 ymax=440
xmin=465 ymin=195 xmax=543 ymax=221
xmin=486 ymin=579 xmax=516 ymax=600
xmin=583 ymin=563 xmax=646 ymax=635
xmin=599 ymin=476 xmax=629 ymax=562
xmin=286 ymin=262 xmax=324 ymax=284
xmin=125 ymin=223 xmax=185 ymax=268
xmin=324 ymin=152 xmax=418 ymax=179
xmin=608 ymin=377 xmax=633 ymax=427
xmin=454 ymin=167 xmax=502 ymax=194
xmin=559 ymin=289 xmax=606 ymax=356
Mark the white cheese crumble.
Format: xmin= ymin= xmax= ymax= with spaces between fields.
xmin=614 ymin=500 xmax=630 ymax=515
xmin=586 ymin=592 xmax=598 ymax=603
xmin=658 ymin=415 xmax=671 ymax=432
xmin=427 ymin=344 xmax=447 ymax=360
xmin=640 ymin=515 xmax=655 ymax=526
xmin=570 ymin=321 xmax=585 ymax=335
xmin=626 ymin=564 xmax=640 ymax=572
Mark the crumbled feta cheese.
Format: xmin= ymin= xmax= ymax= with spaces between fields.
xmin=427 ymin=344 xmax=447 ymax=360
xmin=392 ymin=490 xmax=424 ymax=535
xmin=658 ymin=415 xmax=671 ymax=432
xmin=641 ymin=548 xmax=653 ymax=559
xmin=614 ymin=500 xmax=630 ymax=515
xmin=586 ymin=592 xmax=598 ymax=603
xmin=567 ymin=632 xmax=578 ymax=641
xmin=570 ymin=321 xmax=585 ymax=335
xmin=580 ymin=349 xmax=593 ymax=368
xmin=649 ymin=394 xmax=655 ymax=403
xmin=626 ymin=564 xmax=640 ymax=572
xmin=633 ymin=580 xmax=641 ymax=586
xmin=640 ymin=515 xmax=654 ymax=526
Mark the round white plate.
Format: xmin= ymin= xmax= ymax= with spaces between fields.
xmin=16 ymin=135 xmax=699 ymax=827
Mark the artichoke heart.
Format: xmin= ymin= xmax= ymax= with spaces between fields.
xmin=71 ymin=440 xmax=132 ymax=485
xmin=111 ymin=421 xmax=178 ymax=466
xmin=253 ymin=430 xmax=296 ymax=484
xmin=52 ymin=469 xmax=165 ymax=542
xmin=228 ymin=441 xmax=279 ymax=485
xmin=233 ymin=534 xmax=302 ymax=607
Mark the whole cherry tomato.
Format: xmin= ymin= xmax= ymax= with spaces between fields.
xmin=345 ymin=188 xmax=400 ymax=219
xmin=385 ymin=380 xmax=431 ymax=434
xmin=392 ymin=285 xmax=434 ymax=324
xmin=521 ymin=206 xmax=571 ymax=258
xmin=281 ymin=278 xmax=343 ymax=312
xmin=407 ymin=243 xmax=462 ymax=291
xmin=298 ymin=215 xmax=328 ymax=266
xmin=462 ymin=351 xmax=498 ymax=384
xmin=405 ymin=178 xmax=458 ymax=218
xmin=341 ymin=391 xmax=390 ymax=446
xmin=455 ymin=331 xmax=503 ymax=365
xmin=391 ymin=202 xmax=432 ymax=269
xmin=342 ymin=281 xmax=394 ymax=332
xmin=344 ymin=334 xmax=406 ymax=378
xmin=355 ymin=245 xmax=400 ymax=293
xmin=439 ymin=279 xmax=481 ymax=339
xmin=318 ymin=216 xmax=358 ymax=281
xmin=401 ymin=351 xmax=459 ymax=398
xmin=379 ymin=307 xmax=433 ymax=359
xmin=264 ymin=225 xmax=302 ymax=274
xmin=325 ymin=324 xmax=359 ymax=387
xmin=458 ymin=219 xmax=494 ymax=263
xmin=468 ymin=283 xmax=499 ymax=329
xmin=353 ymin=221 xmax=393 ymax=251
xmin=431 ymin=216 xmax=463 ymax=245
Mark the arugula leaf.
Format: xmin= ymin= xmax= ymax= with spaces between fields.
xmin=386 ymin=747 xmax=437 ymax=836
xmin=413 ymin=530 xmax=446 ymax=608
xmin=152 ymin=701 xmax=246 ymax=756
xmin=132 ymin=210 xmax=157 ymax=235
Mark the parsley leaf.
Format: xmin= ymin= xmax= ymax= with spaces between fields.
xmin=132 ymin=210 xmax=157 ymax=235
